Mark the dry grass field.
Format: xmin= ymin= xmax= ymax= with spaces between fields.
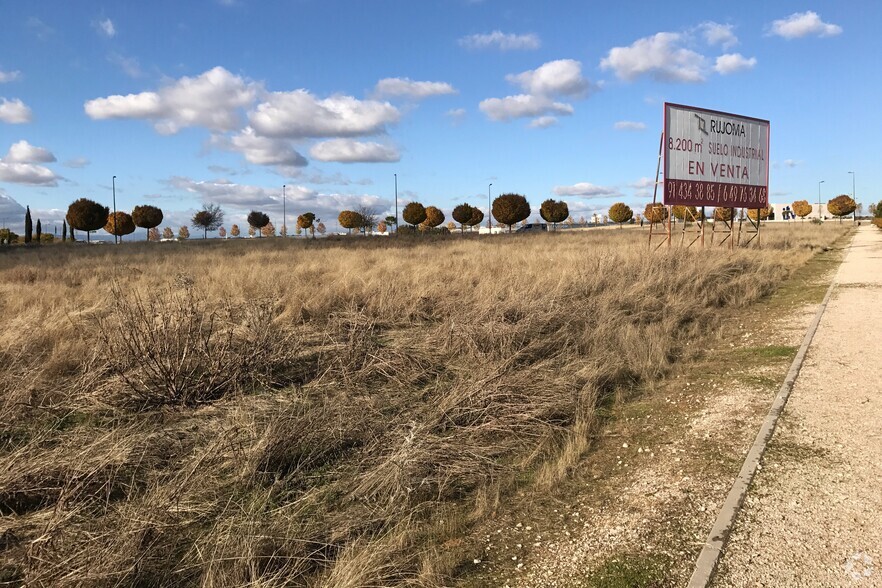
xmin=0 ymin=225 xmax=848 ymax=587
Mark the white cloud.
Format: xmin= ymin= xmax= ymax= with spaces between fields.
xmin=600 ymin=32 xmax=707 ymax=83
xmin=0 ymin=162 xmax=58 ymax=186
xmin=226 ymin=127 xmax=307 ymax=167
xmin=108 ymin=53 xmax=143 ymax=78
xmin=373 ymin=77 xmax=457 ymax=100
xmin=614 ymin=121 xmax=646 ymax=131
xmin=553 ymin=182 xmax=621 ymax=198
xmin=249 ymin=90 xmax=400 ymax=139
xmin=294 ymin=171 xmax=373 ymax=186
xmin=0 ymin=140 xmax=60 ymax=186
xmin=783 ymin=159 xmax=801 ymax=168
xmin=169 ymin=176 xmax=288 ymax=209
xmin=84 ymin=66 xmax=258 ymax=134
xmin=769 ymin=11 xmax=842 ymax=39
xmin=27 ymin=17 xmax=54 ymax=41
xmin=698 ymin=22 xmax=738 ymax=49
xmin=529 ymin=116 xmax=558 ymax=129
xmin=310 ymin=139 xmax=400 ymax=163
xmin=0 ymin=195 xmax=67 ymax=234
xmin=95 ymin=18 xmax=116 ymax=38
xmin=630 ymin=178 xmax=657 ymax=198
xmin=479 ymin=94 xmax=573 ymax=122
xmin=445 ymin=108 xmax=466 ymax=125
xmin=458 ymin=31 xmax=541 ymax=51
xmin=714 ymin=53 xmax=757 ymax=74
xmin=5 ymin=140 xmax=56 ymax=163
xmin=0 ymin=98 xmax=33 ymax=124
xmin=0 ymin=189 xmax=26 ymax=218
xmin=64 ymin=157 xmax=91 ymax=169
xmin=0 ymin=70 xmax=21 ymax=83
xmin=167 ymin=176 xmax=392 ymax=226
xmin=506 ymin=59 xmax=588 ymax=97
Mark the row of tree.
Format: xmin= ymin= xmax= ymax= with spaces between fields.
xmin=337 ymin=195 xmax=571 ymax=234
xmin=638 ymin=195 xmax=859 ymax=226
xmin=3 ymin=192 xmax=864 ymax=246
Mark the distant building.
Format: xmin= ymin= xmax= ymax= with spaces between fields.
xmin=769 ymin=202 xmax=831 ymax=221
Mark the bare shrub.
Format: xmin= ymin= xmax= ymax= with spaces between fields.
xmin=96 ymin=285 xmax=301 ymax=408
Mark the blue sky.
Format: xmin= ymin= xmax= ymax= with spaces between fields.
xmin=0 ymin=0 xmax=873 ymax=235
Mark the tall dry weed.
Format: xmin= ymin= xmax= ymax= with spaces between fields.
xmin=0 ymin=225 xmax=850 ymax=585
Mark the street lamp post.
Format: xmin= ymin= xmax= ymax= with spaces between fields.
xmin=112 ymin=175 xmax=117 ymax=244
xmin=282 ymin=184 xmax=286 ymax=237
xmin=818 ymin=180 xmax=825 ymax=221
xmin=848 ymin=171 xmax=856 ymax=223
xmin=487 ymin=183 xmax=492 ymax=231
xmin=394 ymin=173 xmax=398 ymax=235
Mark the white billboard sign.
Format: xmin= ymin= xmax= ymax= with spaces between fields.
xmin=664 ymin=103 xmax=770 ymax=208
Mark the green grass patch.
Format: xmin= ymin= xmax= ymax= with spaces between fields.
xmin=587 ymin=553 xmax=672 ymax=588
xmin=736 ymin=345 xmax=797 ymax=360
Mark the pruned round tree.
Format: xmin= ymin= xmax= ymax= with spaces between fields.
xmin=713 ymin=207 xmax=733 ymax=222
xmin=452 ymin=203 xmax=475 ymax=233
xmin=230 ymin=224 xmax=240 ymax=237
xmin=423 ymin=206 xmax=445 ymax=229
xmin=608 ymin=202 xmax=633 ymax=228
xmin=492 ymin=193 xmax=530 ymax=232
xmin=132 ymin=205 xmax=164 ymax=239
xmin=297 ymin=212 xmax=316 ymax=237
xmin=192 ymin=203 xmax=225 ymax=239
xmin=67 ymin=198 xmax=109 ymax=243
xmin=539 ymin=199 xmax=569 ymax=230
xmin=827 ymin=194 xmax=856 ymax=223
xmin=791 ymin=200 xmax=812 ymax=221
xmin=747 ymin=207 xmax=772 ymax=222
xmin=338 ymin=210 xmax=364 ymax=234
xmin=644 ymin=203 xmax=668 ymax=224
xmin=468 ymin=207 xmax=484 ymax=229
xmin=105 ymin=211 xmax=136 ymax=241
xmin=247 ymin=210 xmax=270 ymax=236
xmin=402 ymin=202 xmax=427 ymax=229
xmin=671 ymin=205 xmax=699 ymax=221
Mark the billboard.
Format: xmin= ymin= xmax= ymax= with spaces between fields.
xmin=664 ymin=103 xmax=769 ymax=208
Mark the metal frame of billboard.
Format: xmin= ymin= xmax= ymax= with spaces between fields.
xmin=649 ymin=103 xmax=770 ymax=250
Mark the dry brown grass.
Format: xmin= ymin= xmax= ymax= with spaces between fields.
xmin=0 ymin=225 xmax=848 ymax=586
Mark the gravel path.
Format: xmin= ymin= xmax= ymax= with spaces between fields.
xmin=713 ymin=225 xmax=882 ymax=587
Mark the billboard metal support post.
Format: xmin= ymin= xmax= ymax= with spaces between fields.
xmin=680 ymin=206 xmax=704 ymax=248
xmin=648 ymin=132 xmax=669 ymax=251
xmin=740 ymin=209 xmax=762 ymax=248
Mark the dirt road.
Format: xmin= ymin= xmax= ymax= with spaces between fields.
xmin=713 ymin=225 xmax=882 ymax=587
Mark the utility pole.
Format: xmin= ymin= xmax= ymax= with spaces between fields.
xmin=283 ymin=184 xmax=286 ymax=237
xmin=487 ymin=183 xmax=492 ymax=231
xmin=112 ymin=175 xmax=117 ymax=244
